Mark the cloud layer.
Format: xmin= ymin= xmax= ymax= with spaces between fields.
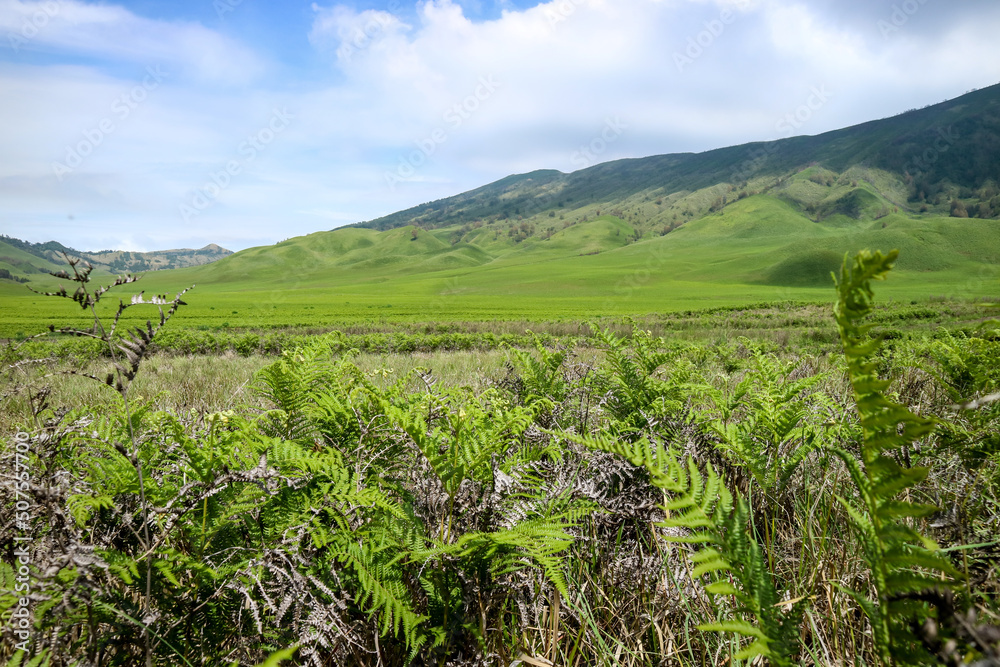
xmin=2 ymin=0 xmax=999 ymax=251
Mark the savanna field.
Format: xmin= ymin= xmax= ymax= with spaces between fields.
xmin=1 ymin=248 xmax=999 ymax=666
xmin=2 ymin=84 xmax=1000 ymax=667
xmin=6 ymin=0 xmax=1000 ymax=663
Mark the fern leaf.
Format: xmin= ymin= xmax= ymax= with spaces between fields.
xmin=833 ymin=250 xmax=960 ymax=664
xmin=698 ymin=619 xmax=767 ymax=640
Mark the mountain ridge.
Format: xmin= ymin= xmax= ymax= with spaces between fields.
xmin=355 ymin=82 xmax=1000 ymax=233
xmin=3 ymin=84 xmax=998 ymax=327
xmin=0 ymin=235 xmax=233 ymax=281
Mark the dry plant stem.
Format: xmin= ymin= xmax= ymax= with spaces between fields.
xmin=25 ymin=254 xmax=195 ymax=666
xmin=82 ymin=271 xmax=154 ymax=667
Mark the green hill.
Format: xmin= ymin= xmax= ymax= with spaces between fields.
xmin=2 ymin=84 xmax=998 ymax=335
xmin=0 ymin=236 xmax=232 ymax=282
xmin=356 ymin=83 xmax=1000 ymax=234
xmin=0 ymin=239 xmax=63 ymax=282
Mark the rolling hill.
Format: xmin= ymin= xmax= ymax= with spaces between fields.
xmin=1 ymin=84 xmax=998 ymax=335
xmin=0 ymin=236 xmax=232 ymax=282
xmin=356 ymin=82 xmax=1000 ymax=234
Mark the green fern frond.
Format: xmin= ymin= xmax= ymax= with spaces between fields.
xmin=659 ymin=463 xmax=801 ymax=666
xmin=833 ymin=249 xmax=960 ymax=665
xmin=588 ymin=323 xmax=690 ymax=437
xmin=444 ymin=515 xmax=576 ymax=597
xmin=575 ymin=424 xmax=803 ymax=665
xmin=702 ymin=344 xmax=831 ymax=495
xmin=337 ymin=539 xmax=429 ymax=649
xmin=506 ymin=333 xmax=569 ymax=404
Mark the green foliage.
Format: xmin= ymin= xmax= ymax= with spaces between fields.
xmin=700 ymin=342 xmax=831 ymax=495
xmin=831 ymin=249 xmax=961 ymax=664
xmin=923 ymin=329 xmax=1000 ymax=466
xmin=589 ymin=323 xmax=691 ymax=437
xmin=249 ymin=337 xmax=585 ymax=658
xmin=578 ymin=434 xmax=804 ymax=665
xmin=926 ymin=329 xmax=1000 ymax=403
xmin=506 ymin=334 xmax=569 ymax=405
xmin=247 ymin=647 xmax=298 ymax=667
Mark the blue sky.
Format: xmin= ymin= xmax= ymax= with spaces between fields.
xmin=2 ymin=0 xmax=1000 ymax=252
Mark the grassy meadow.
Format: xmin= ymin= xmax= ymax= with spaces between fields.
xmin=3 ymin=172 xmax=1000 ymax=339
xmin=2 ymin=244 xmax=1000 ymax=666
xmin=2 ymin=167 xmax=1000 ymax=666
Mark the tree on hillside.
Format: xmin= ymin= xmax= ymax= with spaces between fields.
xmin=950 ymin=199 xmax=969 ymax=218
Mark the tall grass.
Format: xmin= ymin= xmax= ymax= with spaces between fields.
xmin=1 ymin=254 xmax=998 ymax=665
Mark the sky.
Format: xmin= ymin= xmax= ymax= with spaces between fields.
xmin=1 ymin=0 xmax=999 ymax=252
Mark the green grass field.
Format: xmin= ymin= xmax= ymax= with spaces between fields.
xmin=2 ymin=185 xmax=998 ymax=338
xmin=4 ymin=251 xmax=999 ymax=665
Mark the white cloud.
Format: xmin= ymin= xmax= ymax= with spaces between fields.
xmin=2 ymin=0 xmax=1000 ymax=251
xmin=309 ymin=3 xmax=411 ymax=65
xmin=1 ymin=0 xmax=267 ymax=84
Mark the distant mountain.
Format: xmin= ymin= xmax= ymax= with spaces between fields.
xmin=7 ymin=84 xmax=999 ymax=319
xmin=357 ymin=83 xmax=1000 ymax=233
xmin=0 ymin=236 xmax=232 ymax=282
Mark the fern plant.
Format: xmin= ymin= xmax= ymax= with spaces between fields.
xmin=13 ymin=256 xmax=193 ymax=665
xmin=382 ymin=385 xmax=582 ymax=655
xmin=922 ymin=329 xmax=1000 ymax=467
xmin=247 ymin=341 xmax=587 ymax=661
xmin=589 ymin=323 xmax=691 ymax=438
xmin=577 ymin=433 xmax=805 ymax=665
xmin=3 ymin=260 xmax=337 ymax=665
xmin=701 ymin=342 xmax=831 ymax=499
xmin=830 ymin=249 xmax=961 ymax=665
xmin=506 ymin=334 xmax=569 ymax=405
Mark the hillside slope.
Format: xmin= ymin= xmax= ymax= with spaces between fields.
xmin=3 ymin=84 xmax=998 ymax=334
xmin=25 ymin=178 xmax=985 ymax=334
xmin=357 ymin=83 xmax=1000 ymax=236
xmin=0 ymin=236 xmax=232 ymax=282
